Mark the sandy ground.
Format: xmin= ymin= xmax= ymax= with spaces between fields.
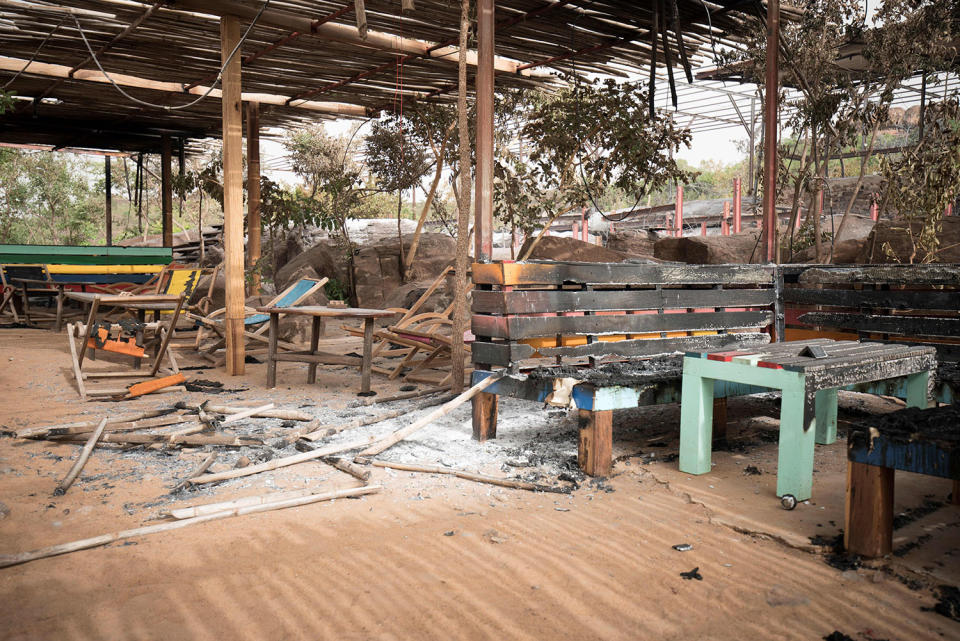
xmin=0 ymin=324 xmax=958 ymax=641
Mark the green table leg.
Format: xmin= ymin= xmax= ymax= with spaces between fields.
xmin=905 ymin=370 xmax=930 ymax=409
xmin=814 ymin=388 xmax=838 ymax=445
xmin=679 ymin=359 xmax=715 ymax=475
xmin=776 ymin=384 xmax=817 ymax=501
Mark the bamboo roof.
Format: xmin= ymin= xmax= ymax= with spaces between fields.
xmin=0 ymin=0 xmax=759 ymax=153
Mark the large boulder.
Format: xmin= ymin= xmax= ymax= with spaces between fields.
xmin=518 ymin=235 xmax=640 ymax=262
xmin=859 ymin=216 xmax=960 ymax=263
xmin=274 ymin=242 xmax=345 ymax=294
xmin=791 ymin=238 xmax=867 ymax=264
xmin=352 ymin=232 xmax=457 ymax=308
xmin=654 ymin=232 xmax=762 ymax=264
xmin=605 ymin=230 xmax=658 ymax=258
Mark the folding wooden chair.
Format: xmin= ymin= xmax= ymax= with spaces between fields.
xmin=0 ymin=264 xmax=59 ymax=324
xmin=188 ymin=276 xmax=328 ymax=364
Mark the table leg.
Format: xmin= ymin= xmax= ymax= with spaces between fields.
xmin=266 ymin=313 xmax=278 ymax=389
xmin=55 ymin=285 xmax=64 ymax=332
xmin=679 ymin=359 xmax=715 ymax=476
xmin=20 ymin=289 xmax=30 ymax=325
xmin=472 ymin=392 xmax=499 ymax=441
xmin=776 ymin=385 xmax=817 ymax=500
xmin=578 ymin=409 xmax=612 ymax=476
xmin=844 ymin=460 xmax=894 ymax=558
xmin=359 ymin=318 xmax=375 ymax=395
xmin=308 ymin=316 xmax=321 ymax=384
xmin=814 ymin=388 xmax=838 ymax=445
xmin=76 ymin=299 xmax=100 ymax=368
xmin=134 ymin=309 xmax=145 ymax=369
xmin=712 ymin=396 xmax=728 ymax=442
xmin=905 ymin=370 xmax=930 ymax=409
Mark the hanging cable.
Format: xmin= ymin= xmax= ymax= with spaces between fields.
xmin=3 ymin=16 xmax=65 ymax=89
xmin=71 ymin=0 xmax=270 ymax=111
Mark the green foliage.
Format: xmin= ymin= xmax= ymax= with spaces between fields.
xmin=0 ymin=91 xmax=15 ymax=114
xmin=879 ymin=99 xmax=960 ymax=263
xmin=323 ymin=278 xmax=348 ymax=302
xmin=494 ymin=79 xmax=696 ymax=234
xmin=0 ymin=148 xmax=102 ymax=244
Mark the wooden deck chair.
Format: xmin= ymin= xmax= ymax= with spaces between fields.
xmin=188 ymin=276 xmax=328 ymax=363
xmin=0 ymin=264 xmax=59 ymax=324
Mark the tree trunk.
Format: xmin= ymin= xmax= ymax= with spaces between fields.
xmin=450 ymin=0 xmax=472 ymax=393
xmin=403 ymin=124 xmax=455 ymax=280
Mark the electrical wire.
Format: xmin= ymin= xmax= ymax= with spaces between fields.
xmin=3 ymin=16 xmax=65 ymax=89
xmin=71 ymin=0 xmax=270 ymax=111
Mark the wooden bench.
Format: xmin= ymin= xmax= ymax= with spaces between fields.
xmin=469 ymin=260 xmax=782 ymax=476
xmin=845 ymin=404 xmax=960 ymax=558
xmin=783 ymin=264 xmax=960 ymax=404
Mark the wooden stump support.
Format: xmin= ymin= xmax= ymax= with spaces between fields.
xmin=844 ymin=459 xmax=895 ymax=558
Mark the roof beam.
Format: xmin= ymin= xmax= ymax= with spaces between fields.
xmin=0 ymin=56 xmax=369 ymax=116
xmin=168 ymin=0 xmax=548 ymax=77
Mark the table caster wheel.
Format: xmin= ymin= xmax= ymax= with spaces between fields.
xmin=780 ymin=494 xmax=797 ymax=510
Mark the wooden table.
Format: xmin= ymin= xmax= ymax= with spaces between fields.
xmin=64 ymin=292 xmax=185 ymax=370
xmin=14 ymin=277 xmax=119 ymax=331
xmin=678 ymin=340 xmax=937 ymax=501
xmin=257 ymin=305 xmax=395 ymax=394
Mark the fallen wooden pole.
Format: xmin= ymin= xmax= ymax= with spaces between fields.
xmin=300 ymin=394 xmax=455 ymax=442
xmin=300 ymin=408 xmax=408 ymax=442
xmin=0 ymin=485 xmax=381 ymax=569
xmin=323 ymin=456 xmax=372 ymax=482
xmin=188 ymin=435 xmax=376 ymax=485
xmin=202 ymin=404 xmax=314 ymax=421
xmin=54 ymin=432 xmax=260 ymax=447
xmin=53 ymin=417 xmax=108 ymax=496
xmin=123 ymin=373 xmax=186 ymax=399
xmin=163 ymin=484 xmax=377 ymax=519
xmin=364 ymin=386 xmax=448 ymax=405
xmin=86 ymin=385 xmax=187 ymax=399
xmin=170 ymin=453 xmax=217 ymax=493
xmin=220 ymin=403 xmax=275 ymax=425
xmin=355 ymin=375 xmax=500 ymax=461
xmin=370 ymin=460 xmax=570 ymax=493
xmin=16 ymin=409 xmax=180 ymax=439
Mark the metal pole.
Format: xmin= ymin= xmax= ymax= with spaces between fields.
xmin=161 ymin=134 xmax=173 ymax=248
xmin=246 ymin=101 xmax=262 ymax=294
xmin=722 ymin=200 xmax=730 ymax=236
xmin=748 ymin=96 xmax=756 ymax=195
xmin=675 ymin=184 xmax=684 ymax=237
xmin=762 ymin=0 xmax=780 ymax=262
xmin=733 ymin=177 xmax=742 ymax=233
xmin=104 ymin=156 xmax=112 ymax=246
xmin=473 ymin=0 xmax=494 ymax=261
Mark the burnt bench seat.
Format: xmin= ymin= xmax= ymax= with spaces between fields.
xmin=469 ymin=260 xmax=782 ymax=476
xmin=845 ymin=404 xmax=960 ymax=558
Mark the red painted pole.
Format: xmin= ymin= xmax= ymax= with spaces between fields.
xmin=870 ymin=196 xmax=879 ymax=222
xmin=700 ymin=222 xmax=706 ymax=236
xmin=733 ymin=177 xmax=742 ymax=234
xmin=722 ymin=201 xmax=730 ymax=236
xmin=473 ymin=0 xmax=495 ymax=261
xmin=947 ymin=203 xmax=953 ymax=217
xmin=762 ymin=0 xmax=780 ymax=262
xmin=675 ymin=184 xmax=684 ymax=238
xmin=571 ymin=221 xmax=579 ymax=240
xmin=581 ymin=207 xmax=588 ymax=242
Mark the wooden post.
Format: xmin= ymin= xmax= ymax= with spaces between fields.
xmin=104 ymin=156 xmax=112 ymax=246
xmin=578 ymin=409 xmax=612 ymax=476
xmin=161 ymin=134 xmax=173 ymax=248
xmin=762 ymin=0 xmax=780 ymax=262
xmin=473 ymin=0 xmax=494 ymax=261
xmin=675 ymin=183 xmax=684 ymax=237
xmin=361 ymin=317 xmax=374 ymax=395
xmin=844 ymin=460 xmax=894 ymax=558
xmin=733 ymin=177 xmax=742 ymax=234
xmin=246 ymin=101 xmax=261 ymax=294
xmin=712 ymin=397 xmax=727 ymax=442
xmin=472 ymin=391 xmax=498 ymax=441
xmin=221 ymin=14 xmax=246 ymax=374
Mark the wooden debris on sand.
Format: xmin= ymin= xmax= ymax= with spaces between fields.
xmin=0 ymin=486 xmax=380 ymax=569
xmin=53 ymin=417 xmax=107 ymax=496
xmin=370 ymin=460 xmax=569 ymax=493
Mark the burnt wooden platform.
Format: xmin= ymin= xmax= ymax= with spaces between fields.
xmin=470 ymin=261 xmax=781 ymax=476
xmin=783 ymin=263 xmax=960 ymax=404
xmin=845 ymin=404 xmax=960 ymax=558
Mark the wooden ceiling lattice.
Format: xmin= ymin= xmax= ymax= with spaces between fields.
xmin=0 ymin=0 xmax=759 ymax=153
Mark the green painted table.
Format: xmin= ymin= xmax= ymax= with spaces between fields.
xmin=678 ymin=340 xmax=937 ymax=501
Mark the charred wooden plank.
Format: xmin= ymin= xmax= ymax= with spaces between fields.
xmin=472 ymin=288 xmax=775 ymax=315
xmin=471 ymin=262 xmax=775 ymax=287
xmin=472 ymin=310 xmax=772 ymax=340
xmin=798 ymin=265 xmax=960 ymax=286
xmin=472 ymin=332 xmax=771 ymax=366
xmin=784 ymin=288 xmax=960 ymax=311
xmin=798 ymin=312 xmax=960 ymax=338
